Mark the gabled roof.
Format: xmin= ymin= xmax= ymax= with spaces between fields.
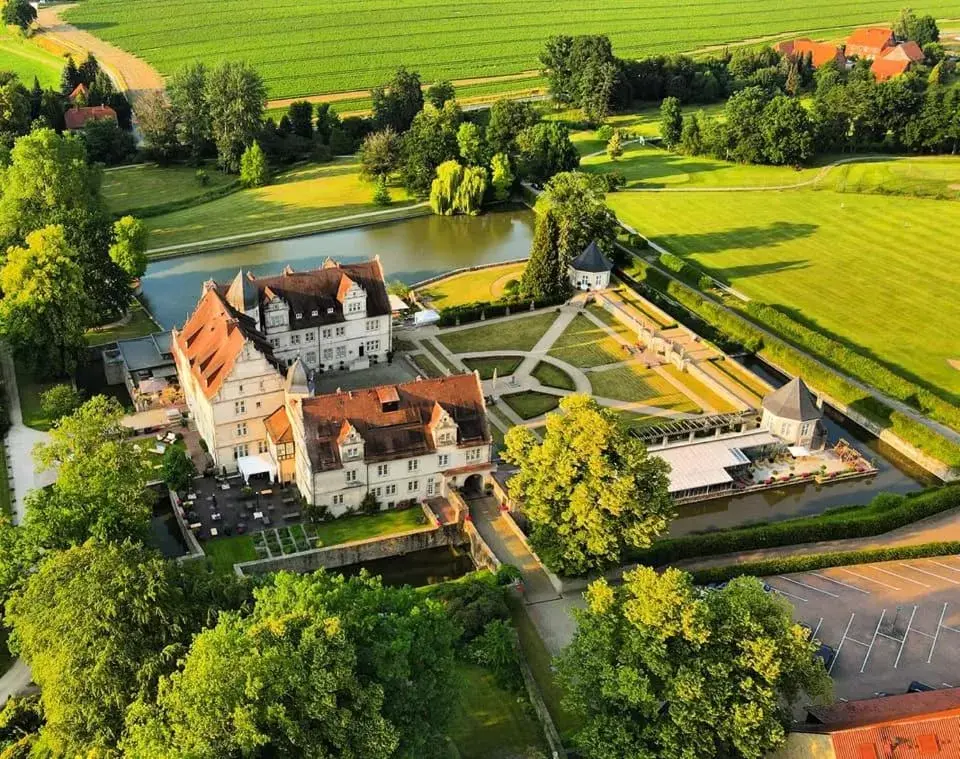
xmin=68 ymin=83 xmax=88 ymax=102
xmin=64 ymin=105 xmax=117 ymax=131
xmin=285 ymin=357 xmax=310 ymax=396
xmin=846 ymin=27 xmax=895 ymax=55
xmin=173 ymin=288 xmax=278 ymax=399
xmin=805 ymin=688 xmax=960 ymax=731
xmin=264 ymin=406 xmax=293 ymax=444
xmin=870 ymin=46 xmax=917 ymax=81
xmin=298 ymin=374 xmax=489 ymax=471
xmin=761 ymin=376 xmax=820 ymax=422
xmin=225 ymin=270 xmax=259 ymax=313
xmin=881 ymin=40 xmax=925 ymax=63
xmin=571 ymin=241 xmax=612 ymax=273
xmin=774 ymin=38 xmax=844 ymax=68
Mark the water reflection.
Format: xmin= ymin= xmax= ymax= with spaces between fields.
xmin=141 ymin=206 xmax=535 ymax=328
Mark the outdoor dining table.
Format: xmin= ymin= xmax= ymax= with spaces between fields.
xmin=211 ymin=513 xmax=222 ymax=522
xmin=253 ymin=511 xmax=263 ymax=520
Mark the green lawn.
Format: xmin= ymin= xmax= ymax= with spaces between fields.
xmin=0 ymin=30 xmax=65 ymax=89
xmin=660 ymin=364 xmax=739 ymax=413
xmin=411 ymin=352 xmax=444 ymax=378
xmin=438 ymin=311 xmax=558 ymax=354
xmin=532 ymin=361 xmax=576 ymax=391
xmin=418 ymin=262 xmax=526 ymax=310
xmin=308 ymin=507 xmax=428 ymax=547
xmin=85 ymin=299 xmax=161 ymax=346
xmin=448 ymin=663 xmax=548 ymax=759
xmin=823 ymin=156 xmax=960 ymax=200
xmin=421 ymin=341 xmax=461 ymax=375
xmin=589 ymin=363 xmax=700 ymax=413
xmin=204 ymin=534 xmax=258 ymax=574
xmin=101 ymin=163 xmax=238 ymax=216
xmin=501 ymin=391 xmax=560 ymax=420
xmin=607 ymin=170 xmax=960 ymax=398
xmin=462 ymin=356 xmax=523 ymax=380
xmin=547 ymin=313 xmax=630 ymax=369
xmin=144 ymin=159 xmax=415 ymax=251
xmin=15 ymin=362 xmax=71 ymax=432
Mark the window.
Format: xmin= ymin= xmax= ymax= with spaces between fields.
xmin=385 ymin=484 xmax=397 ymax=496
xmin=408 ymin=459 xmax=418 ymax=472
xmin=345 ymin=446 xmax=359 ymax=460
xmin=257 ymin=440 xmax=267 ymax=454
xmin=438 ymin=432 xmax=453 ymax=446
xmin=408 ymin=480 xmax=419 ymax=492
xmin=291 ymin=334 xmax=301 ymax=345
xmin=348 ymin=301 xmax=362 ymax=313
xmin=270 ymin=338 xmax=280 ymax=347
xmin=322 ymin=328 xmax=332 ymax=339
xmin=345 ymin=469 xmax=357 ymax=483
xmin=306 ymin=351 xmax=317 ymax=365
xmin=332 ymin=494 xmax=344 ymax=506
xmin=466 ymin=447 xmax=482 ymax=462
xmin=234 ymin=400 xmax=245 ymax=415
xmin=236 ymin=422 xmax=247 ymax=436
xmin=326 ymin=307 xmax=334 ymax=314
xmin=335 ymin=326 xmax=345 ymax=337
xmin=438 ymin=454 xmax=449 ymax=467
xmin=373 ymin=487 xmax=382 ymax=497
xmin=427 ymin=478 xmax=436 ymax=496
xmin=377 ymin=464 xmax=389 ymax=477
xmin=305 ymin=332 xmax=315 ymax=342
xmin=233 ymin=444 xmax=249 ymax=459
xmin=238 ymin=384 xmax=243 ymax=393
xmin=311 ymin=309 xmax=319 ymax=317
xmin=335 ymin=346 xmax=346 ymax=359
xmin=323 ymin=348 xmax=334 ymax=361
xmin=366 ymin=319 xmax=379 ymax=331
xmin=366 ymin=340 xmax=380 ymax=353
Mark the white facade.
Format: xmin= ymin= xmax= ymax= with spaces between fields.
xmin=761 ymin=409 xmax=819 ymax=448
xmin=569 ymin=267 xmax=611 ymax=291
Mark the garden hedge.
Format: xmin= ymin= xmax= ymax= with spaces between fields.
xmin=436 ymin=293 xmax=567 ymax=327
xmin=690 ymin=541 xmax=960 ymax=585
xmin=628 ymin=485 xmax=960 ymax=566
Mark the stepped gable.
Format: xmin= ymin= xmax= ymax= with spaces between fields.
xmin=761 ymin=376 xmax=820 ymax=422
xmin=299 ymin=374 xmax=489 ymax=471
xmin=174 ymin=287 xmax=277 ymax=399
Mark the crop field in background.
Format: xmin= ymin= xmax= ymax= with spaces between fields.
xmin=0 ymin=30 xmax=65 ymax=89
xmin=63 ymin=0 xmax=960 ymax=99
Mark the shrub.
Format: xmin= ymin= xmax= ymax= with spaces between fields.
xmin=40 ymin=385 xmax=82 ymax=424
xmin=434 ymin=575 xmax=509 ymax=644
xmin=195 ymin=168 xmax=210 ymax=186
xmin=161 ymin=445 xmax=196 ymax=493
xmin=600 ymin=170 xmax=626 ymax=192
xmin=372 ymin=175 xmax=391 ymax=206
xmin=595 ymin=125 xmax=614 ymax=142
xmin=360 ymin=491 xmax=380 ymax=515
xmin=239 ymin=142 xmax=269 ymax=188
xmin=469 ymin=619 xmax=522 ymax=690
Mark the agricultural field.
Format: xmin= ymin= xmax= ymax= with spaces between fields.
xmin=605 ymin=156 xmax=960 ymax=398
xmin=0 ymin=30 xmax=65 ymax=88
xmin=62 ymin=0 xmax=960 ymax=99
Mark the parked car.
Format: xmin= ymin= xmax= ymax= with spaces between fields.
xmin=908 ymin=681 xmax=935 ymax=693
xmin=815 ymin=643 xmax=835 ymax=670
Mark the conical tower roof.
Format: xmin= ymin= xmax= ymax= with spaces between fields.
xmin=225 ymin=270 xmax=258 ymax=313
xmin=571 ymin=240 xmax=613 ymax=272
xmin=762 ymin=376 xmax=820 ymax=422
xmin=285 ymin=357 xmax=310 ymax=396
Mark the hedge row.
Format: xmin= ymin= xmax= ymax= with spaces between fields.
xmin=740 ymin=301 xmax=960 ymax=433
xmin=629 ymin=485 xmax=960 ymax=566
xmin=665 ymin=281 xmax=764 ymax=352
xmin=690 ymin=541 xmax=960 ymax=585
xmin=436 ymin=293 xmax=567 ymax=327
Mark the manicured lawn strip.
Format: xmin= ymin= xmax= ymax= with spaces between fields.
xmin=613 ymin=410 xmax=670 ymax=430
xmin=607 ymin=182 xmax=960 ymax=399
xmin=411 ymin=352 xmax=444 ymax=378
xmin=418 ymin=262 xmax=526 ymax=310
xmin=204 ymin=534 xmax=257 ymax=573
xmin=438 ymin=312 xmax=558 ymax=354
xmin=15 ymin=362 xmax=71 ymax=432
xmin=144 ymin=159 xmax=414 ymax=251
xmin=532 ymin=362 xmax=576 ymax=391
xmin=607 ymin=285 xmax=675 ymax=328
xmin=421 ymin=341 xmax=461 ymax=375
xmin=310 ymin=507 xmax=427 ymax=547
xmin=448 ymin=662 xmax=548 ymax=758
xmin=102 ymin=163 xmax=238 ymax=216
xmin=462 ymin=356 xmax=523 ymax=380
xmin=691 ymin=541 xmax=960 ymax=585
xmin=632 ymin=485 xmax=960 ymax=567
xmin=711 ymin=357 xmax=771 ymax=399
xmin=823 ymin=157 xmax=960 ymax=200
xmin=85 ymin=299 xmax=161 ymax=346
xmin=589 ymin=363 xmax=699 ymax=413
xmin=547 ymin=313 xmax=629 ymax=369
xmin=501 ymin=391 xmax=560 ymax=420
xmin=660 ymin=363 xmax=738 ymax=413
xmin=0 ymin=30 xmax=65 ymax=89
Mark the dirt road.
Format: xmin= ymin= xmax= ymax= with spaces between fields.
xmin=35 ymin=4 xmax=164 ymax=103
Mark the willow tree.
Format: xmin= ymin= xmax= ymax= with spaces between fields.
xmin=429 ymin=160 xmax=463 ymax=215
xmin=453 ymin=165 xmax=488 ymax=215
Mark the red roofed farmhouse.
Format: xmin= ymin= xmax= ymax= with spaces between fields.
xmin=774 ymin=38 xmax=845 ymax=68
xmin=64 ymin=105 xmax=117 ymax=131
xmin=871 ymin=41 xmax=925 ymax=80
xmin=845 ymin=27 xmax=895 ymax=59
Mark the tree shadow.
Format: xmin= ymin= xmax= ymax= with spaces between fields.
xmin=71 ymin=21 xmax=118 ymax=31
xmin=655 ymin=221 xmax=818 ymax=255
xmin=714 ymin=260 xmax=811 ymax=280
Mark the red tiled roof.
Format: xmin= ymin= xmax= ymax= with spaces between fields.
xmin=173 ymin=288 xmax=277 ymax=400
xmin=68 ymin=83 xmax=88 ymax=102
xmin=832 ymin=717 xmax=960 ymax=759
xmin=871 ymin=54 xmax=912 ymax=81
xmin=264 ymin=406 xmax=293 ymax=444
xmin=64 ymin=105 xmax=117 ymax=131
xmin=807 ymin=689 xmax=960 ymax=730
xmin=299 ymin=374 xmax=489 ymax=471
xmin=846 ymin=27 xmax=895 ymax=57
xmin=775 ymin=38 xmax=844 ymax=67
xmin=881 ymin=40 xmax=925 ymax=63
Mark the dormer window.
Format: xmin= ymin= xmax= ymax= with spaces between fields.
xmin=327 ymin=307 xmax=334 ymax=314
xmin=295 ymin=312 xmax=303 ymax=319
xmin=311 ymin=309 xmax=319 ymax=317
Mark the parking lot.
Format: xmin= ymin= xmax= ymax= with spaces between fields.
xmin=765 ymin=555 xmax=960 ymax=700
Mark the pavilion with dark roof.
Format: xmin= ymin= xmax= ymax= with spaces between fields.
xmin=569 ymin=240 xmax=613 ymax=291
xmin=760 ymin=376 xmax=823 ymax=448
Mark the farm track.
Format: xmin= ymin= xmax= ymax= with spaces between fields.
xmin=35 ymin=4 xmax=164 ymax=102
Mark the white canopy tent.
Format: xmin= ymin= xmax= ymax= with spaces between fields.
xmin=388 ymin=293 xmax=410 ymax=313
xmin=414 ymin=309 xmax=440 ymax=327
xmin=236 ymin=455 xmax=277 ymax=484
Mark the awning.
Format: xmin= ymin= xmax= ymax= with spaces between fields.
xmin=388 ymin=293 xmax=410 ymax=312
xmin=414 ymin=309 xmax=440 ymax=326
xmin=788 ymin=445 xmax=812 ymax=457
xmin=236 ymin=455 xmax=277 ymax=483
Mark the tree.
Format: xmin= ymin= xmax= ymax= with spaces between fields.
xmin=502 ymin=395 xmax=672 ymax=574
xmin=894 ymin=7 xmax=939 ymax=46
xmin=314 ymin=102 xmax=339 ymax=143
xmin=429 ymin=160 xmax=463 ymax=215
xmin=2 ymin=0 xmax=36 ymax=30
xmin=540 ymin=35 xmax=576 ymax=103
xmin=239 ymin=141 xmax=268 ymax=187
xmin=39 ymin=384 xmax=82 ymax=423
xmin=77 ymin=53 xmax=100 ymax=87
xmin=0 ymin=226 xmax=89 ymax=377
xmin=400 ymin=100 xmax=462 ymax=196
xmin=486 ymin=98 xmax=540 ymax=154
xmin=109 ymin=215 xmax=148 ymax=279
xmin=579 ymin=58 xmax=618 ymax=124
xmin=535 ymin=171 xmax=619 ymax=270
xmin=371 ymin=66 xmax=424 ymax=133
xmin=60 ymin=56 xmax=80 ymax=97
xmin=605 ymin=129 xmax=624 ymax=160
xmin=25 ymin=395 xmax=153 ymax=548
xmin=519 ymin=208 xmax=563 ymax=300
xmin=716 ymin=85 xmax=771 ymax=163
xmin=286 ymin=100 xmax=313 ymax=139
xmin=660 ymin=96 xmax=683 ymax=149
xmin=135 ymin=91 xmax=179 ymax=163
xmin=456 ymin=121 xmax=485 ymax=165
xmin=5 ymin=542 xmax=242 ymax=757
xmin=540 ymin=35 xmax=621 ymax=121
xmin=205 ymin=61 xmax=266 ymax=172
xmin=372 ymin=174 xmax=391 ymax=205
xmin=124 ymin=571 xmax=458 ymax=759
xmin=168 ymin=62 xmax=210 ymax=164
xmin=81 ymin=117 xmax=137 ymax=165
xmin=0 ymin=75 xmax=31 ymax=138
xmin=761 ymin=95 xmax=815 ymax=165
xmin=514 ymin=121 xmax=580 ymax=184
xmin=680 ymin=112 xmax=703 ymax=155
xmin=455 ymin=164 xmax=488 ymax=215
xmin=426 ymin=79 xmax=455 ymax=108
xmin=358 ymin=127 xmax=401 ymax=180
xmin=490 ymin=151 xmax=514 ymax=201
xmin=162 ymin=445 xmax=196 ymax=493
xmin=557 ymin=569 xmax=832 ymax=759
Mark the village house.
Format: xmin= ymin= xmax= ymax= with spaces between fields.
xmin=773 ymin=38 xmax=845 ymax=68
xmin=284 ymin=369 xmax=493 ymax=515
xmin=871 ymin=41 xmax=925 ymax=80
xmin=844 ymin=27 xmax=896 ymax=59
xmin=64 ymin=104 xmax=117 ymax=131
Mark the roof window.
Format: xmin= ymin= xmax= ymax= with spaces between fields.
xmin=295 ymin=312 xmax=303 ymax=319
